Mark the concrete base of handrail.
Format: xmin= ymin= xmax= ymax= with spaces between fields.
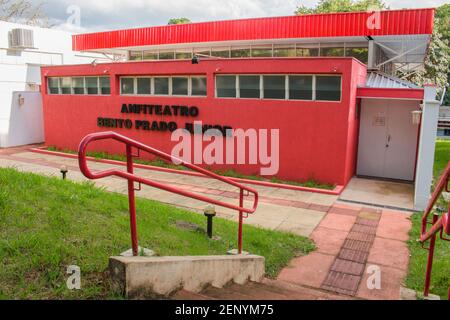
xmin=109 ymin=255 xmax=265 ymax=298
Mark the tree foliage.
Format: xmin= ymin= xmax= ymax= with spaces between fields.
xmin=0 ymin=0 xmax=50 ymax=27
xmin=168 ymin=17 xmax=191 ymax=25
xmin=296 ymin=0 xmax=388 ymax=15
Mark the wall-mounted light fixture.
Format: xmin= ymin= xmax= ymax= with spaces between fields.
xmin=18 ymin=94 xmax=25 ymax=106
xmin=412 ymin=108 xmax=423 ymax=125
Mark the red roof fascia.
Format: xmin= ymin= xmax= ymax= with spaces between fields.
xmin=72 ymin=8 xmax=435 ymax=51
xmin=357 ymin=87 xmax=424 ymax=100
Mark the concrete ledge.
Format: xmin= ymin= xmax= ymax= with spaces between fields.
xmin=109 ymin=255 xmax=265 ymax=298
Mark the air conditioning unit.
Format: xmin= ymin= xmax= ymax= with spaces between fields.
xmin=9 ymin=28 xmax=34 ymax=49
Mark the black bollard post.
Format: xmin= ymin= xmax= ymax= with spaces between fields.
xmin=204 ymin=206 xmax=216 ymax=238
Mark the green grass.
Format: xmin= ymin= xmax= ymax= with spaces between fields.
xmin=46 ymin=146 xmax=336 ymax=190
xmin=406 ymin=140 xmax=450 ymax=298
xmin=0 ymin=167 xmax=314 ymax=299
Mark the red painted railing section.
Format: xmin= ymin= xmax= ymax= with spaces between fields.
xmin=420 ymin=161 xmax=450 ymax=299
xmin=78 ymin=131 xmax=258 ymax=256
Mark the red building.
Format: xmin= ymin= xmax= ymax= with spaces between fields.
xmin=40 ymin=8 xmax=441 ymax=210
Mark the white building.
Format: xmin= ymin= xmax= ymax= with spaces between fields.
xmin=0 ymin=21 xmax=110 ymax=148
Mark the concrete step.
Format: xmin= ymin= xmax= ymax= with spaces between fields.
xmin=173 ymin=278 xmax=355 ymax=300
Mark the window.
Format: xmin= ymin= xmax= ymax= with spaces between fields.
xmin=47 ymin=77 xmax=110 ymax=95
xmin=231 ymin=47 xmax=251 ymax=58
xmin=121 ymin=78 xmax=135 ymax=95
xmin=60 ymin=77 xmax=71 ymax=94
xmin=159 ymin=51 xmax=174 ymax=60
xmin=211 ymin=48 xmax=230 ymax=58
xmin=273 ymin=45 xmax=296 ymax=57
xmin=137 ymin=78 xmax=151 ymax=95
xmin=191 ymin=77 xmax=207 ymax=96
xmin=216 ymin=75 xmax=236 ymax=98
xmin=296 ymin=47 xmax=319 ymax=57
xmin=72 ymin=77 xmax=84 ymax=94
xmin=175 ymin=50 xmax=192 ymax=60
xmin=129 ymin=51 xmax=142 ymax=61
xmin=239 ymin=75 xmax=260 ymax=98
xmin=85 ymin=77 xmax=99 ymax=95
xmin=321 ymin=47 xmax=345 ymax=57
xmin=289 ymin=76 xmax=313 ymax=100
xmin=194 ymin=48 xmax=211 ymax=57
xmin=172 ymin=77 xmax=188 ymax=95
xmin=48 ymin=78 xmax=59 ymax=94
xmin=154 ymin=77 xmax=169 ymax=95
xmin=346 ymin=47 xmax=368 ymax=64
xmin=263 ymin=76 xmax=285 ymax=99
xmin=99 ymin=77 xmax=111 ymax=95
xmin=316 ymin=76 xmax=341 ymax=101
xmin=143 ymin=51 xmax=158 ymax=60
xmin=251 ymin=46 xmax=272 ymax=57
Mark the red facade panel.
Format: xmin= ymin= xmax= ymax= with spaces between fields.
xmin=40 ymin=58 xmax=367 ymax=186
xmin=72 ymin=8 xmax=435 ymax=51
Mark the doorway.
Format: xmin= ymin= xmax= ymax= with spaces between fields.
xmin=357 ymin=99 xmax=419 ymax=181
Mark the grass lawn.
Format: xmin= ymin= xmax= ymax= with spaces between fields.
xmin=406 ymin=140 xmax=450 ymax=298
xmin=46 ymin=146 xmax=336 ymax=190
xmin=0 ymin=167 xmax=314 ymax=299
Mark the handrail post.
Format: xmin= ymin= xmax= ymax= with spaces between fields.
xmin=126 ymin=145 xmax=139 ymax=256
xmin=424 ymin=213 xmax=439 ymax=297
xmin=238 ymin=189 xmax=244 ymax=254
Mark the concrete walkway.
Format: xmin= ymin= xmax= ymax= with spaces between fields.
xmin=0 ymin=148 xmax=336 ymax=237
xmin=0 ymin=146 xmax=414 ymax=299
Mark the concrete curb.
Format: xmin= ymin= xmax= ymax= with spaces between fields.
xmin=109 ymin=255 xmax=265 ymax=298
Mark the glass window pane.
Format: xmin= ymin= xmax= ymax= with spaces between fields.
xmin=346 ymin=47 xmax=368 ymax=64
xmin=273 ymin=45 xmax=296 ymax=57
xmin=251 ymin=46 xmax=272 ymax=57
xmin=143 ymin=51 xmax=158 ymax=60
xmin=172 ymin=77 xmax=188 ymax=95
xmin=48 ymin=78 xmax=59 ymax=94
xmin=263 ymin=76 xmax=285 ymax=99
xmin=60 ymin=77 xmax=71 ymax=94
xmin=191 ymin=77 xmax=207 ymax=96
xmin=72 ymin=77 xmax=84 ymax=94
xmin=154 ymin=77 xmax=169 ymax=95
xmin=85 ymin=77 xmax=99 ymax=95
xmin=121 ymin=78 xmax=134 ymax=95
xmin=129 ymin=51 xmax=142 ymax=61
xmin=175 ymin=51 xmax=192 ymax=59
xmin=194 ymin=48 xmax=211 ymax=57
xmin=99 ymin=77 xmax=110 ymax=95
xmin=231 ymin=48 xmax=250 ymax=58
xmin=296 ymin=47 xmax=319 ymax=57
xmin=289 ymin=76 xmax=313 ymax=100
xmin=316 ymin=76 xmax=341 ymax=101
xmin=137 ymin=78 xmax=151 ymax=95
xmin=159 ymin=51 xmax=174 ymax=60
xmin=321 ymin=47 xmax=345 ymax=57
xmin=239 ymin=75 xmax=260 ymax=98
xmin=211 ymin=48 xmax=230 ymax=58
xmin=216 ymin=75 xmax=236 ymax=98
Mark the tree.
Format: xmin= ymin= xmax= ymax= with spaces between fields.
xmin=295 ymin=0 xmax=388 ymax=15
xmin=295 ymin=1 xmax=449 ymax=99
xmin=0 ymin=0 xmax=50 ymax=27
xmin=168 ymin=17 xmax=191 ymax=25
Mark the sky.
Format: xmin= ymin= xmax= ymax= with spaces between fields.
xmin=28 ymin=0 xmax=449 ymax=32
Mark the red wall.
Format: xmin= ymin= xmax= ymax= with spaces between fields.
xmin=41 ymin=58 xmax=367 ymax=186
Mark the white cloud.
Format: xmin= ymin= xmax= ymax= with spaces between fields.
xmin=31 ymin=0 xmax=448 ymax=32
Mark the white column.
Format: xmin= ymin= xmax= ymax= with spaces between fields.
xmin=414 ymin=85 xmax=441 ymax=210
xmin=368 ymin=40 xmax=375 ymax=70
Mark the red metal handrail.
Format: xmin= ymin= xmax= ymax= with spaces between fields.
xmin=419 ymin=161 xmax=450 ymax=299
xmin=78 ymin=131 xmax=259 ymax=256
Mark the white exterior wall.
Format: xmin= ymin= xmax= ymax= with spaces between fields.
xmin=414 ymin=86 xmax=441 ymax=211
xmin=0 ymin=21 xmax=108 ymax=148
